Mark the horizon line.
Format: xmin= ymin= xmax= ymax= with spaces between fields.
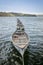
xmin=0 ymin=11 xmax=43 ymax=15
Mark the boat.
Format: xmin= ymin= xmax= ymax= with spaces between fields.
xmin=12 ymin=19 xmax=29 ymax=56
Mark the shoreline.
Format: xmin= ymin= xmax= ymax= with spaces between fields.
xmin=0 ymin=12 xmax=36 ymax=17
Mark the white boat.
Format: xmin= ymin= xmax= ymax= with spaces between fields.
xmin=12 ymin=19 xmax=29 ymax=56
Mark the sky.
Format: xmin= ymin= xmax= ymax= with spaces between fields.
xmin=0 ymin=0 xmax=43 ymax=14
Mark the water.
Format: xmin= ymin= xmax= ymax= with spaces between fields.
xmin=0 ymin=17 xmax=43 ymax=65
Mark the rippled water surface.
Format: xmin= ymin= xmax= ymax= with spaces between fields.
xmin=0 ymin=17 xmax=43 ymax=65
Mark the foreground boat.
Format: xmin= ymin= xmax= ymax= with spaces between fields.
xmin=12 ymin=19 xmax=29 ymax=56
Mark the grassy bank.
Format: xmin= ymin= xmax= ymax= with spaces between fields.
xmin=0 ymin=12 xmax=36 ymax=17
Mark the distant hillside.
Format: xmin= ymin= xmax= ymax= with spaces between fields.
xmin=0 ymin=12 xmax=36 ymax=17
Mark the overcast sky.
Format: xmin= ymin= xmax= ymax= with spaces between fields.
xmin=0 ymin=0 xmax=43 ymax=14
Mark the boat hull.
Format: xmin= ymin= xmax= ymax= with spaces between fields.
xmin=12 ymin=40 xmax=29 ymax=56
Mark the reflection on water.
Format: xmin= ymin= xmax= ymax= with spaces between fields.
xmin=0 ymin=17 xmax=43 ymax=65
